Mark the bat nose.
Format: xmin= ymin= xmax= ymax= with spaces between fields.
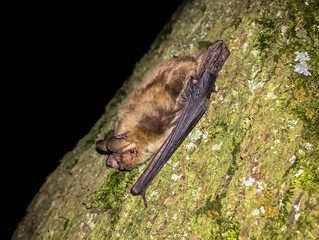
xmin=106 ymin=155 xmax=119 ymax=168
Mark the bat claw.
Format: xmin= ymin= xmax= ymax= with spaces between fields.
xmin=192 ymin=78 xmax=199 ymax=85
xmin=141 ymin=188 xmax=148 ymax=208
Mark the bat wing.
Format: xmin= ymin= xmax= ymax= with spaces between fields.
xmin=131 ymin=41 xmax=230 ymax=207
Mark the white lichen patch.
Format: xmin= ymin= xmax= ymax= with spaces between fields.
xmin=295 ymin=169 xmax=303 ymax=177
xmin=202 ymin=131 xmax=209 ymax=141
xmin=243 ymin=42 xmax=248 ymax=51
xmin=189 ymin=129 xmax=203 ymax=142
xmin=86 ymin=213 xmax=97 ymax=230
xmin=305 ymin=142 xmax=313 ymax=150
xmin=294 ymin=51 xmax=311 ymax=76
xmin=253 ymin=208 xmax=260 ymax=216
xmin=251 ymin=67 xmax=261 ymax=79
xmin=222 ymin=97 xmax=229 ymax=103
xmin=244 ymin=118 xmax=250 ymax=124
xmin=281 ymin=25 xmax=288 ymax=36
xmin=242 ymin=177 xmax=255 ymax=186
xmin=259 ymin=206 xmax=265 ymax=214
xmin=172 ymin=161 xmax=179 ymax=169
xmin=150 ymin=190 xmax=159 ymax=197
xmin=212 ymin=141 xmax=223 ymax=151
xmin=294 ymin=43 xmax=309 ymax=56
xmin=289 ymin=154 xmax=296 ymax=164
xmin=253 ymin=206 xmax=265 ymax=216
xmin=256 ymin=181 xmax=264 ymax=192
xmin=185 ymin=142 xmax=196 ymax=149
xmin=185 ymin=128 xmax=209 ymax=150
xmin=251 ymin=50 xmax=260 ymax=57
xmin=294 ymin=63 xmax=311 ymax=76
xmin=295 ymin=213 xmax=300 ymax=220
xmin=171 ymin=174 xmax=181 ymax=181
xmin=248 ymin=79 xmax=265 ymax=95
xmin=266 ymin=92 xmax=277 ymax=100
xmin=294 ymin=204 xmax=300 ymax=220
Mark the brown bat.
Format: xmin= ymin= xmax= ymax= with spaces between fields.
xmin=96 ymin=40 xmax=230 ymax=207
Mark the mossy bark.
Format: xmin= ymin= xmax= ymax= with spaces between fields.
xmin=12 ymin=0 xmax=319 ymax=239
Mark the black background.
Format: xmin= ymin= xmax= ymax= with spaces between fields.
xmin=2 ymin=1 xmax=182 ymax=238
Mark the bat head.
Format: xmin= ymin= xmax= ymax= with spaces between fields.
xmin=96 ymin=132 xmax=138 ymax=170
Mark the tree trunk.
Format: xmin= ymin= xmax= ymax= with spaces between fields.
xmin=12 ymin=0 xmax=319 ymax=239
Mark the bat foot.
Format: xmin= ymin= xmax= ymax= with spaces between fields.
xmin=141 ymin=189 xmax=148 ymax=208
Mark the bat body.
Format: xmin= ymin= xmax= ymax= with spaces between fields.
xmin=96 ymin=40 xmax=230 ymax=206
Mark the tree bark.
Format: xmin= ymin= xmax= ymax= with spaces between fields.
xmin=13 ymin=0 xmax=319 ymax=239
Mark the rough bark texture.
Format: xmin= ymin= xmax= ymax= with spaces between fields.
xmin=13 ymin=0 xmax=318 ymax=239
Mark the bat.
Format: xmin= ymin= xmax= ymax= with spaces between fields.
xmin=96 ymin=40 xmax=230 ymax=207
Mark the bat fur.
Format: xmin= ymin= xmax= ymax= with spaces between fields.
xmin=96 ymin=47 xmax=211 ymax=170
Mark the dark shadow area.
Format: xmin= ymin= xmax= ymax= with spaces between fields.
xmin=2 ymin=0 xmax=183 ymax=238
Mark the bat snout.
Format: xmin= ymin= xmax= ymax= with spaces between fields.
xmin=106 ymin=155 xmax=119 ymax=168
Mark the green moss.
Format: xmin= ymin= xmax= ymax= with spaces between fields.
xmin=284 ymin=0 xmax=319 ymax=40
xmin=196 ymin=194 xmax=240 ymax=239
xmin=254 ymin=0 xmax=319 ymax=197
xmin=234 ymin=1 xmax=319 ymax=237
xmin=212 ymin=217 xmax=240 ymax=240
xmin=200 ymin=4 xmax=207 ymax=12
xmin=197 ymin=194 xmax=222 ymax=218
xmin=197 ymin=194 xmax=240 ymax=239
xmin=65 ymin=157 xmax=79 ymax=170
xmin=198 ymin=40 xmax=213 ymax=50
xmin=92 ymin=168 xmax=138 ymax=238
xmin=226 ymin=138 xmax=240 ymax=177
xmin=63 ymin=218 xmax=70 ymax=231
xmin=296 ymin=149 xmax=319 ymax=194
xmin=256 ymin=187 xmax=278 ymax=219
xmin=209 ymin=121 xmax=228 ymax=139
xmin=253 ymin=14 xmax=278 ymax=62
xmin=234 ymin=17 xmax=242 ymax=30
xmin=93 ymin=169 xmax=137 ymax=210
xmin=230 ymin=138 xmax=240 ymax=166
xmin=108 ymin=88 xmax=128 ymax=109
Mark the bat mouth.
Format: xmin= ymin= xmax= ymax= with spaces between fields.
xmin=106 ymin=154 xmax=119 ymax=168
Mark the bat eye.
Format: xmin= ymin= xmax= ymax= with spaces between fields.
xmin=129 ymin=149 xmax=135 ymax=154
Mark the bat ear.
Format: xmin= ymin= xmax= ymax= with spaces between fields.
xmin=96 ymin=139 xmax=108 ymax=151
xmin=106 ymin=132 xmax=131 ymax=152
